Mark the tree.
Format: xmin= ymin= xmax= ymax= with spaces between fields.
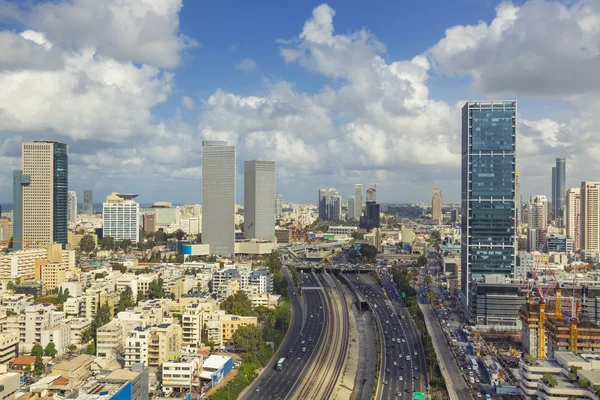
xmin=523 ymin=354 xmax=537 ymax=365
xmin=273 ymin=273 xmax=288 ymax=296
xmin=85 ymin=340 xmax=96 ymax=355
xmin=57 ymin=288 xmax=70 ymax=304
xmin=359 ymin=244 xmax=378 ymax=262
xmin=232 ymin=325 xmax=263 ymax=354
xmin=417 ymin=255 xmax=428 ymax=267
xmin=80 ymin=328 xmax=94 ymax=344
xmin=31 ymin=344 xmax=44 ymax=358
xmin=147 ymin=278 xmax=165 ymax=299
xmin=426 ymin=291 xmax=437 ymax=303
xmin=79 ymin=235 xmax=96 ymax=253
xmin=424 ymin=275 xmax=433 ymax=286
xmin=220 ymin=291 xmax=254 ymax=316
xmin=67 ymin=344 xmax=78 ymax=352
xmin=174 ymin=229 xmax=186 ymax=241
xmin=6 ymin=281 xmax=15 ymax=291
xmin=266 ymin=253 xmax=283 ymax=274
xmin=98 ymin=236 xmax=115 ymax=250
xmin=542 ymin=372 xmax=558 ymax=387
xmin=44 ymin=342 xmax=57 ymax=358
xmin=34 ymin=354 xmax=44 ymax=377
xmin=579 ymin=377 xmax=590 ymax=388
xmin=118 ymin=286 xmax=135 ymax=312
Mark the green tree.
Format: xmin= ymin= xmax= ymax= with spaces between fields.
xmin=232 ymin=325 xmax=263 ymax=355
xmin=424 ymin=275 xmax=433 ymax=286
xmin=417 ymin=255 xmax=428 ymax=267
xmin=34 ymin=354 xmax=44 ymax=377
xmin=79 ymin=235 xmax=96 ymax=253
xmin=523 ymin=354 xmax=537 ymax=365
xmin=273 ymin=273 xmax=288 ymax=296
xmin=6 ymin=281 xmax=15 ymax=290
xmin=147 ymin=278 xmax=165 ymax=299
xmin=358 ymin=244 xmax=378 ymax=262
xmin=579 ymin=378 xmax=590 ymax=388
xmin=98 ymin=236 xmax=115 ymax=250
xmin=426 ymin=291 xmax=437 ymax=303
xmin=31 ymin=344 xmax=44 ymax=358
xmin=266 ymin=252 xmax=282 ymax=274
xmin=67 ymin=344 xmax=77 ymax=352
xmin=85 ymin=340 xmax=96 ymax=355
xmin=118 ymin=286 xmax=135 ymax=312
xmin=80 ymin=328 xmax=94 ymax=344
xmin=220 ymin=291 xmax=254 ymax=316
xmin=44 ymin=342 xmax=57 ymax=358
xmin=543 ymin=372 xmax=558 ymax=387
xmin=174 ymin=229 xmax=186 ymax=241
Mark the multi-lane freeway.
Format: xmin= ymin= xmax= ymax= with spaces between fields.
xmin=243 ymin=271 xmax=326 ymax=400
xmin=346 ymin=272 xmax=427 ymax=398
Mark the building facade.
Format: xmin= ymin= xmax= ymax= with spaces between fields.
xmin=201 ymin=141 xmax=236 ymax=255
xmin=68 ymin=191 xmax=77 ymax=225
xmin=21 ymin=141 xmax=68 ymax=248
xmin=580 ymin=181 xmax=600 ymax=252
xmin=354 ymin=184 xmax=363 ymax=220
xmin=347 ymin=196 xmax=355 ymax=220
xmin=275 ymin=193 xmax=282 ymax=217
xmin=83 ymin=190 xmax=93 ymax=215
xmin=554 ymin=158 xmax=566 ymax=224
xmin=244 ymin=160 xmax=275 ymax=241
xmin=11 ymin=171 xmax=30 ymax=250
xmin=461 ymin=101 xmax=517 ymax=307
xmin=528 ymin=195 xmax=548 ymax=252
xmin=103 ymin=196 xmax=140 ymax=243
xmin=432 ymin=187 xmax=442 ymax=225
xmin=566 ymin=187 xmax=581 ymax=250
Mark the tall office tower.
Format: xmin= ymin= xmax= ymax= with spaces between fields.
xmin=12 ymin=170 xmax=30 ymax=250
xmin=361 ymin=185 xmax=380 ymax=231
xmin=244 ymin=160 xmax=276 ymax=241
xmin=551 ymin=166 xmax=556 ymax=220
xmin=366 ymin=186 xmax=376 ymax=203
xmin=318 ymin=189 xmax=327 ymax=220
xmin=527 ymin=195 xmax=548 ymax=251
xmin=580 ymin=181 xmax=600 ymax=252
xmin=554 ymin=158 xmax=566 ymax=225
xmin=83 ymin=190 xmax=93 ymax=215
xmin=201 ymin=141 xmax=235 ymax=255
xmin=347 ymin=196 xmax=356 ymax=220
xmin=565 ymin=187 xmax=581 ymax=251
xmin=102 ymin=194 xmax=140 ymax=243
xmin=67 ymin=191 xmax=77 ymax=225
xmin=354 ymin=184 xmax=363 ymax=219
xmin=432 ymin=187 xmax=442 ymax=225
xmin=275 ymin=193 xmax=282 ymax=218
xmin=461 ymin=101 xmax=516 ymax=307
xmin=324 ymin=189 xmax=341 ymax=221
xmin=516 ymin=172 xmax=521 ymax=226
xmin=21 ymin=141 xmax=68 ymax=248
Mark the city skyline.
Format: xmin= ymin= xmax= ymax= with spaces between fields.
xmin=0 ymin=1 xmax=596 ymax=204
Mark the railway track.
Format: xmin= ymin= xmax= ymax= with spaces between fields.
xmin=291 ymin=271 xmax=349 ymax=400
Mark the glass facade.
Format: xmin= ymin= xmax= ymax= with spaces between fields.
xmin=53 ymin=143 xmax=69 ymax=246
xmin=461 ymin=101 xmax=517 ymax=306
xmin=555 ymin=158 xmax=566 ymax=223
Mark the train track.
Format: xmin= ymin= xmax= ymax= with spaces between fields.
xmin=290 ymin=271 xmax=349 ymax=400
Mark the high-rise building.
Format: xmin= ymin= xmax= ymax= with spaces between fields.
xmin=580 ymin=181 xmax=600 ymax=252
xmin=318 ymin=189 xmax=327 ymax=220
xmin=527 ymin=195 xmax=548 ymax=251
xmin=12 ymin=170 xmax=30 ymax=250
xmin=83 ymin=190 xmax=93 ymax=215
xmin=461 ymin=101 xmax=516 ymax=307
xmin=347 ymin=196 xmax=356 ymax=220
xmin=432 ymin=187 xmax=442 ymax=225
xmin=325 ymin=189 xmax=341 ymax=221
xmin=67 ymin=191 xmax=77 ymax=225
xmin=275 ymin=193 xmax=282 ymax=218
xmin=201 ymin=141 xmax=235 ymax=255
xmin=516 ymin=172 xmax=521 ymax=226
xmin=360 ymin=185 xmax=380 ymax=231
xmin=551 ymin=166 xmax=556 ymax=220
xmin=244 ymin=160 xmax=276 ymax=241
xmin=366 ymin=186 xmax=376 ymax=203
xmin=21 ymin=141 xmax=68 ymax=248
xmin=565 ymin=187 xmax=581 ymax=250
xmin=354 ymin=184 xmax=363 ymax=220
xmin=554 ymin=158 xmax=566 ymax=224
xmin=102 ymin=194 xmax=140 ymax=243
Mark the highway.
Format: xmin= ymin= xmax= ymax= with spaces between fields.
xmin=291 ymin=271 xmax=349 ymax=400
xmin=244 ymin=271 xmax=326 ymax=400
xmin=346 ymin=272 xmax=427 ymax=399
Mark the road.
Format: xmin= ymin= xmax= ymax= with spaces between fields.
xmin=346 ymin=273 xmax=426 ymax=399
xmin=244 ymin=271 xmax=326 ymax=400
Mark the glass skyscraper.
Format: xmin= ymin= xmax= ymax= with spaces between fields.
xmin=244 ymin=160 xmax=276 ymax=241
xmin=554 ymin=157 xmax=566 ymax=224
xmin=461 ymin=101 xmax=517 ymax=307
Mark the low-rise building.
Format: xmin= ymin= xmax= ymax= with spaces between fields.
xmin=0 ymin=370 xmax=20 ymax=400
xmin=50 ymin=354 xmax=96 ymax=385
xmin=161 ymin=357 xmax=202 ymax=392
xmin=0 ymin=332 xmax=19 ymax=365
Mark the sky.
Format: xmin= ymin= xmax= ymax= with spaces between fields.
xmin=0 ymin=0 xmax=598 ymax=205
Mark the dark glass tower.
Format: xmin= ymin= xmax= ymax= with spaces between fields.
xmin=84 ymin=190 xmax=93 ymax=215
xmin=555 ymin=158 xmax=566 ymax=224
xmin=461 ymin=101 xmax=517 ymax=307
xmin=53 ymin=143 xmax=68 ymax=246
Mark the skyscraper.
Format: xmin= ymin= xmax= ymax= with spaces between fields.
xmin=83 ymin=190 xmax=93 ymax=215
xmin=565 ymin=187 xmax=580 ymax=251
xmin=275 ymin=193 xmax=282 ymax=218
xmin=354 ymin=184 xmax=363 ymax=220
xmin=347 ymin=196 xmax=355 ymax=220
xmin=580 ymin=181 xmax=600 ymax=252
xmin=516 ymin=172 xmax=521 ymax=226
xmin=326 ymin=190 xmax=342 ymax=221
xmin=244 ymin=160 xmax=276 ymax=241
xmin=432 ymin=187 xmax=442 ymax=225
xmin=103 ymin=193 xmax=139 ymax=243
xmin=461 ymin=101 xmax=516 ymax=306
xmin=551 ymin=166 xmax=556 ymax=220
xmin=527 ymin=195 xmax=548 ymax=251
xmin=201 ymin=141 xmax=235 ymax=255
xmin=361 ymin=185 xmax=380 ymax=231
xmin=21 ymin=141 xmax=68 ymax=248
xmin=12 ymin=170 xmax=30 ymax=251
xmin=318 ymin=189 xmax=327 ymax=220
xmin=554 ymin=158 xmax=566 ymax=224
xmin=68 ymin=191 xmax=77 ymax=225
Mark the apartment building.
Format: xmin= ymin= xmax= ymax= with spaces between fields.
xmin=124 ymin=326 xmax=150 ymax=368
xmin=581 ymin=181 xmax=600 ymax=252
xmin=0 ymin=332 xmax=19 ymax=365
xmin=181 ymin=303 xmax=203 ymax=348
xmin=204 ymin=311 xmax=258 ymax=348
xmin=80 ymin=291 xmax=117 ymax=319
xmin=0 ymin=294 xmax=30 ymax=315
xmin=0 ymin=218 xmax=12 ymax=242
xmin=67 ymin=318 xmax=92 ymax=345
xmin=162 ymin=357 xmax=202 ymax=392
xmin=0 ymin=248 xmax=47 ymax=281
xmin=24 ymin=304 xmax=65 ymax=352
xmin=40 ymin=322 xmax=71 ymax=356
xmin=96 ymin=320 xmax=124 ymax=360
xmin=148 ymin=324 xmax=182 ymax=368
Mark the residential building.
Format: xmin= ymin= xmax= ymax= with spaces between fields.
xmin=34 ymin=244 xmax=72 ymax=293
xmin=143 ymin=214 xmax=156 ymax=233
xmin=221 ymin=314 xmax=258 ymax=347
xmin=124 ymin=326 xmax=150 ymax=368
xmin=201 ymin=141 xmax=235 ymax=256
xmin=347 ymin=196 xmax=355 ymax=220
xmin=553 ymin=158 xmax=566 ymax=224
xmin=0 ymin=371 xmax=19 ymax=400
xmin=275 ymin=229 xmax=293 ymax=243
xmin=566 ymin=187 xmax=581 ymax=250
xmin=581 ymin=181 xmax=600 ymax=252
xmin=83 ymin=190 xmax=93 ymax=215
xmin=181 ymin=303 xmax=203 ymax=348
xmin=0 ymin=248 xmax=47 ymax=280
xmin=21 ymin=141 xmax=68 ymax=248
xmin=432 ymin=187 xmax=442 ymax=225
xmin=461 ymin=101 xmax=517 ymax=308
xmin=328 ymin=225 xmax=358 ymax=236
xmin=67 ymin=232 xmax=98 ymax=251
xmin=96 ymin=320 xmax=124 ymax=360
xmin=354 ymin=184 xmax=363 ymax=219
xmin=250 ymin=270 xmax=273 ymax=294
xmin=545 ymin=233 xmax=574 ymax=253
xmin=68 ymin=318 xmax=92 ymax=345
xmin=0 ymin=332 xmax=19 ymax=365
xmin=50 ymin=354 xmax=96 ymax=383
xmin=67 ymin=191 xmax=77 ymax=225
xmin=0 ymin=218 xmax=12 ymax=242
xmin=244 ymin=160 xmax=276 ymax=241
xmin=103 ymin=194 xmax=140 ymax=243
xmin=528 ymin=195 xmax=548 ymax=251
xmin=40 ymin=322 xmax=70 ymax=356
xmin=147 ymin=324 xmax=182 ymax=368
xmin=23 ymin=304 xmax=65 ymax=353
xmin=275 ymin=193 xmax=282 ymax=218
xmin=162 ymin=357 xmax=201 ymax=392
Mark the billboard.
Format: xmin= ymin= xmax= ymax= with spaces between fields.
xmin=212 ymin=366 xmax=225 ymax=386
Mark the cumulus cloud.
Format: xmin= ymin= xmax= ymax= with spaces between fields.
xmin=181 ymin=96 xmax=195 ymax=110
xmin=0 ymin=30 xmax=64 ymax=70
xmin=235 ymin=57 xmax=258 ymax=72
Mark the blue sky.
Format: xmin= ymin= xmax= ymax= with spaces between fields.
xmin=0 ymin=0 xmax=597 ymax=205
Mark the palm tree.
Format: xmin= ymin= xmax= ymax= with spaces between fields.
xmin=426 ymin=291 xmax=437 ymax=303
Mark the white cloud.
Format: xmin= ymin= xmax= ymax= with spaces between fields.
xmin=235 ymin=57 xmax=258 ymax=72
xmin=0 ymin=30 xmax=64 ymax=70
xmin=181 ymin=96 xmax=195 ymax=110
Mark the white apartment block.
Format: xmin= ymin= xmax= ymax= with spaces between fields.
xmin=68 ymin=191 xmax=77 ymax=225
xmin=581 ymin=181 xmax=600 ymax=252
xmin=24 ymin=304 xmax=65 ymax=352
xmin=0 ymin=248 xmax=47 ymax=280
xmin=96 ymin=320 xmax=124 ymax=360
xmin=40 ymin=322 xmax=71 ymax=356
xmin=162 ymin=357 xmax=202 ymax=391
xmin=124 ymin=326 xmax=150 ymax=368
xmin=68 ymin=318 xmax=92 ymax=345
xmin=566 ymin=187 xmax=581 ymax=250
xmin=0 ymin=294 xmax=30 ymax=315
xmin=182 ymin=303 xmax=203 ymax=348
xmin=103 ymin=200 xmax=140 ymax=243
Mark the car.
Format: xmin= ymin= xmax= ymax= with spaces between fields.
xmin=302 ymin=347 xmax=306 ymax=352
xmin=405 ymin=389 xmax=411 ymax=393
xmin=308 ymin=337 xmax=312 ymax=342
xmin=384 ymin=381 xmax=388 ymax=385
xmin=386 ymin=368 xmax=391 ymax=373
xmin=300 ymin=332 xmax=304 ymax=337
xmin=414 ymin=366 xmax=418 ymax=371
xmin=401 ymin=339 xmax=406 ymax=343
xmin=396 ymin=393 xmax=402 ymax=397
xmin=255 ymin=387 xmax=261 ymax=392
xmin=414 ymin=351 xmax=417 ymax=356
xmin=399 ymin=375 xmax=403 ymax=380
xmin=310 ymin=314 xmax=314 ymax=318
xmin=393 ymin=361 xmax=398 ymax=366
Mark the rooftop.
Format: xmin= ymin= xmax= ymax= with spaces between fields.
xmin=52 ymin=354 xmax=96 ymax=372
xmin=203 ymin=355 xmax=231 ymax=370
xmin=10 ymin=355 xmax=36 ymax=365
